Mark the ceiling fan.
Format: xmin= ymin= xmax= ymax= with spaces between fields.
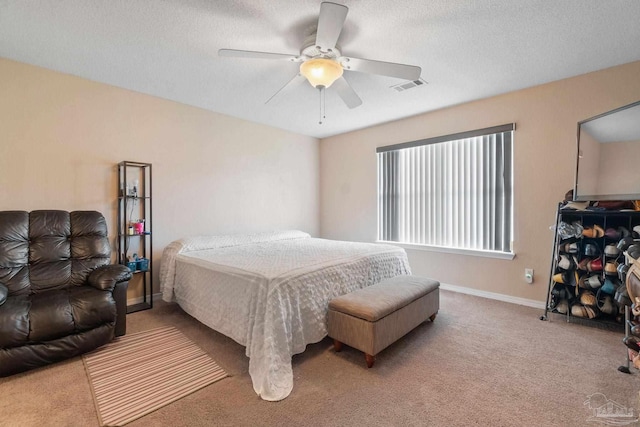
xmin=219 ymin=2 xmax=422 ymax=113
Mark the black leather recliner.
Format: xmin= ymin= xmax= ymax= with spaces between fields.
xmin=0 ymin=210 xmax=131 ymax=376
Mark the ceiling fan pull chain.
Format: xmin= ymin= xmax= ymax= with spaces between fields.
xmin=318 ymin=87 xmax=321 ymax=124
xmin=319 ymin=86 xmax=325 ymax=124
xmin=322 ymin=86 xmax=326 ymax=122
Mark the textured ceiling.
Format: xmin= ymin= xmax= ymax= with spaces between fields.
xmin=1 ymin=0 xmax=640 ymax=138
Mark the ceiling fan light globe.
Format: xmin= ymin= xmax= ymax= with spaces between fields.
xmin=300 ymin=58 xmax=343 ymax=88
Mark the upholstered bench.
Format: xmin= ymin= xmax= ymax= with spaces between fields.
xmin=327 ymin=275 xmax=439 ymax=368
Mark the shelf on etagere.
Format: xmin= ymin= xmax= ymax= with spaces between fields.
xmin=126 ymin=269 xmax=149 ymax=275
xmin=118 ymin=195 xmax=151 ymax=200
xmin=126 ymin=302 xmax=152 ymax=314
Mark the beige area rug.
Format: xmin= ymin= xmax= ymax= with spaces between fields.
xmin=83 ymin=326 xmax=228 ymax=426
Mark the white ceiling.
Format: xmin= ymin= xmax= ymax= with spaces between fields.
xmin=1 ymin=0 xmax=640 ymax=139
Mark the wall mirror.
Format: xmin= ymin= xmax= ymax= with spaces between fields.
xmin=574 ymin=100 xmax=640 ymax=201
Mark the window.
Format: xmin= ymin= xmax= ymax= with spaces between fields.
xmin=377 ymin=124 xmax=514 ymax=255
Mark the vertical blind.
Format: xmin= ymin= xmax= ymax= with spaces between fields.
xmin=377 ymin=124 xmax=514 ymax=253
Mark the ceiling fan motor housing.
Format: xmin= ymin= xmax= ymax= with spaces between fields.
xmin=301 ymin=33 xmax=341 ymax=60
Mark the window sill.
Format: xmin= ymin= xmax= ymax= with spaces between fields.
xmin=377 ymin=241 xmax=516 ymax=260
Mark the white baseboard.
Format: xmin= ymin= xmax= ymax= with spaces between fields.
xmin=127 ymin=292 xmax=163 ymax=307
xmin=439 ymin=283 xmax=546 ymax=310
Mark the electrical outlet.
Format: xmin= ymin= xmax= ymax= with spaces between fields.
xmin=525 ymin=268 xmax=534 ymax=284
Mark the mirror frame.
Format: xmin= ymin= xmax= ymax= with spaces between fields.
xmin=574 ymin=100 xmax=640 ymax=201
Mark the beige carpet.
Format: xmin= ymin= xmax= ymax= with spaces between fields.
xmin=83 ymin=326 xmax=228 ymax=426
xmin=2 ymin=291 xmax=639 ymax=426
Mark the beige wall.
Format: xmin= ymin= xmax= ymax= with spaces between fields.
xmin=0 ymin=59 xmax=320 ymax=298
xmin=320 ymin=60 xmax=640 ymax=302
xmin=4 ymin=56 xmax=640 ymax=304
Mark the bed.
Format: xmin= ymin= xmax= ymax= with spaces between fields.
xmin=159 ymin=230 xmax=411 ymax=401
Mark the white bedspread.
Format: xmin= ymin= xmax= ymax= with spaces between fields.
xmin=160 ymin=231 xmax=411 ymax=401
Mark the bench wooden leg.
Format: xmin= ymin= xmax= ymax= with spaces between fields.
xmin=429 ymin=312 xmax=438 ymax=322
xmin=365 ymin=353 xmax=375 ymax=368
xmin=333 ymin=339 xmax=343 ymax=352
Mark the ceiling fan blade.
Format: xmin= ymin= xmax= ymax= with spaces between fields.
xmin=341 ymin=56 xmax=421 ymax=81
xmin=265 ymin=73 xmax=306 ymax=105
xmin=332 ymin=76 xmax=362 ymax=109
xmin=219 ymin=49 xmax=300 ymax=61
xmin=315 ymin=2 xmax=348 ymax=51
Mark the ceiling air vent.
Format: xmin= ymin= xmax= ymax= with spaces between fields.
xmin=391 ymin=78 xmax=428 ymax=92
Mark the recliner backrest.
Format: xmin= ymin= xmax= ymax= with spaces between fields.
xmin=0 ymin=210 xmax=111 ymax=296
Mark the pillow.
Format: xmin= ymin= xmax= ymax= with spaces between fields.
xmin=0 ymin=283 xmax=7 ymax=306
xmin=179 ymin=230 xmax=311 ymax=254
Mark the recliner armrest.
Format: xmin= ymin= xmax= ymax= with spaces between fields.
xmin=0 ymin=283 xmax=7 ymax=306
xmin=88 ymin=265 xmax=132 ymax=291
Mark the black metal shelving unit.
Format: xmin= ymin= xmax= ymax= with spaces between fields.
xmin=541 ymin=203 xmax=640 ymax=332
xmin=117 ymin=161 xmax=153 ymax=313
